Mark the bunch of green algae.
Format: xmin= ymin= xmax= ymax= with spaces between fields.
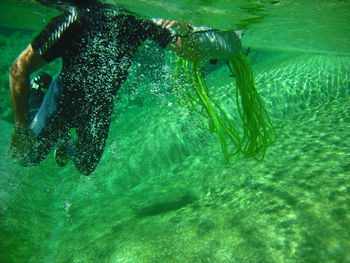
xmin=174 ymin=52 xmax=275 ymax=161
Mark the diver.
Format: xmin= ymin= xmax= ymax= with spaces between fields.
xmin=9 ymin=0 xmax=245 ymax=175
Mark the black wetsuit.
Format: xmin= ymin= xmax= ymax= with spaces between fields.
xmin=29 ymin=3 xmax=173 ymax=175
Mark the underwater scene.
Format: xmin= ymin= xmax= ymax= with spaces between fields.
xmin=1 ymin=0 xmax=350 ymax=262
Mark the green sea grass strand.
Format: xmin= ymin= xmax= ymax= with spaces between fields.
xmin=192 ymin=62 xmax=242 ymax=159
xmin=230 ymin=52 xmax=275 ymax=158
xmin=175 ymin=59 xmax=211 ymax=123
xmin=174 ymin=58 xmax=244 ymax=160
xmin=191 ymin=64 xmax=230 ymax=159
xmin=216 ymin=103 xmax=241 ymax=148
xmin=192 ymin=63 xmax=242 ymax=150
xmin=192 ymin=63 xmax=241 ymax=148
xmin=173 ymin=58 xmax=213 ymax=133
xmin=232 ymin=56 xmax=268 ymax=157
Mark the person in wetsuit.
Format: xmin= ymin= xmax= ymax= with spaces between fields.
xmin=9 ymin=0 xmax=243 ymax=175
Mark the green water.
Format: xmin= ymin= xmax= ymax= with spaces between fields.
xmin=1 ymin=0 xmax=350 ymax=262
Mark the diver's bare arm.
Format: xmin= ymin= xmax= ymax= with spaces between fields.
xmin=10 ymin=44 xmax=47 ymax=129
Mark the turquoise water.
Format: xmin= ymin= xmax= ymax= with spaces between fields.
xmin=1 ymin=0 xmax=350 ymax=262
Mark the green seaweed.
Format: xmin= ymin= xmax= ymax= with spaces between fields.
xmin=230 ymin=52 xmax=275 ymax=158
xmin=174 ymin=52 xmax=275 ymax=160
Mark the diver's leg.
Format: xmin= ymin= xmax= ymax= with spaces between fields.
xmin=24 ymin=118 xmax=70 ymax=165
xmin=18 ymin=76 xmax=67 ymax=166
xmin=69 ymin=104 xmax=113 ymax=175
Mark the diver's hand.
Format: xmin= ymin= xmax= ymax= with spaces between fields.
xmin=155 ymin=19 xmax=192 ymax=37
xmin=9 ymin=123 xmax=34 ymax=161
xmin=155 ymin=19 xmax=201 ymax=62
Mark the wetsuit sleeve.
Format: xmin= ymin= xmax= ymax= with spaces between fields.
xmin=143 ymin=20 xmax=174 ymax=48
xmin=126 ymin=16 xmax=174 ymax=49
xmin=31 ymin=9 xmax=79 ymax=63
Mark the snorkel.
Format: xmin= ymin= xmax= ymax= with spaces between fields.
xmin=174 ymin=28 xmax=275 ymax=161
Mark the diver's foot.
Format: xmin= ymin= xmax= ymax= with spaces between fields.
xmin=54 ymin=141 xmax=70 ymax=167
